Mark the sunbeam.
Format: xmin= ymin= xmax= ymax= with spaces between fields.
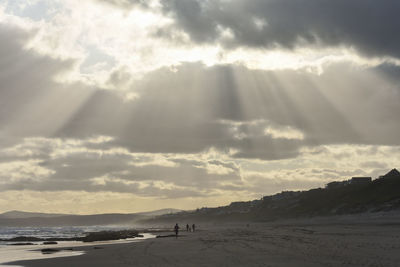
xmin=1 ymin=0 xmax=400 ymax=216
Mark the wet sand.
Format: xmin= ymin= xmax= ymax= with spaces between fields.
xmin=5 ymin=216 xmax=400 ymax=267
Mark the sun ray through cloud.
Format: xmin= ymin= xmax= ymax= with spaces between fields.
xmin=1 ymin=0 xmax=400 ymax=214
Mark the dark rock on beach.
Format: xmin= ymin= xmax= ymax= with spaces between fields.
xmin=6 ymin=236 xmax=42 ymax=242
xmin=8 ymin=242 xmax=36 ymax=246
xmin=82 ymin=229 xmax=140 ymax=242
xmin=1 ymin=229 xmax=141 ymax=243
xmin=41 ymin=248 xmax=60 ymax=254
xmin=43 ymin=241 xmax=58 ymax=245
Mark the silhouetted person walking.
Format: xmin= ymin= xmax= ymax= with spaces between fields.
xmin=174 ymin=223 xmax=179 ymax=239
xmin=192 ymin=224 xmax=195 ymax=232
xmin=186 ymin=224 xmax=189 ymax=232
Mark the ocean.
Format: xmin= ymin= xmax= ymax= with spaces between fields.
xmin=0 ymin=226 xmax=154 ymax=266
xmin=0 ymin=225 xmax=129 ymax=244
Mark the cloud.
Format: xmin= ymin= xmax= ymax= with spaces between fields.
xmin=0 ymin=22 xmax=95 ymax=139
xmin=0 ymin=160 xmax=54 ymax=184
xmin=54 ymin=62 xmax=400 ymax=161
xmin=1 ymin=5 xmax=400 ymax=210
xmin=1 ymin=136 xmax=400 ymax=202
xmin=1 ymin=21 xmax=400 ymax=160
xmin=94 ymin=0 xmax=150 ymax=9
xmin=161 ymin=0 xmax=400 ymax=59
xmin=0 ymin=137 xmax=245 ymax=198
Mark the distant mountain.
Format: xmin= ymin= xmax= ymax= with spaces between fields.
xmin=145 ymin=168 xmax=400 ymax=224
xmin=0 ymin=209 xmax=181 ymax=227
xmin=0 ymin=210 xmax=68 ymax=219
xmin=137 ymin=208 xmax=182 ymax=216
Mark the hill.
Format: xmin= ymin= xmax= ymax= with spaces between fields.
xmin=146 ymin=169 xmax=400 ymax=224
xmin=0 ymin=208 xmax=181 ymax=227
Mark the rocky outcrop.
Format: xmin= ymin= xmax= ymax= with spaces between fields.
xmin=81 ymin=230 xmax=139 ymax=242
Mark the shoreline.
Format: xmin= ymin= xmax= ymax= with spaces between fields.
xmin=1 ymin=233 xmax=156 ymax=267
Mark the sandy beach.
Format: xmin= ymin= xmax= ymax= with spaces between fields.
xmin=2 ymin=1 xmax=400 ymax=266
xmin=6 ymin=216 xmax=400 ymax=267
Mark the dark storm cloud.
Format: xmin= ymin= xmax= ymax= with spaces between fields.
xmin=160 ymin=0 xmax=400 ymax=58
xmin=375 ymin=63 xmax=400 ymax=81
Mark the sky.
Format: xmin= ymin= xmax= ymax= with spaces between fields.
xmin=0 ymin=0 xmax=400 ymax=214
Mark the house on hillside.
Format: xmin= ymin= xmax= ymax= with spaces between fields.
xmin=326 ymin=180 xmax=348 ymax=189
xmin=325 ymin=168 xmax=399 ymax=190
xmin=350 ymin=177 xmax=372 ymax=185
xmin=326 ymin=177 xmax=371 ymax=189
xmin=379 ymin=168 xmax=400 ymax=179
xmin=269 ymin=191 xmax=301 ymax=200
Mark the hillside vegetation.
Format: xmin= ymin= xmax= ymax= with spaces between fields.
xmin=147 ymin=169 xmax=400 ymax=223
